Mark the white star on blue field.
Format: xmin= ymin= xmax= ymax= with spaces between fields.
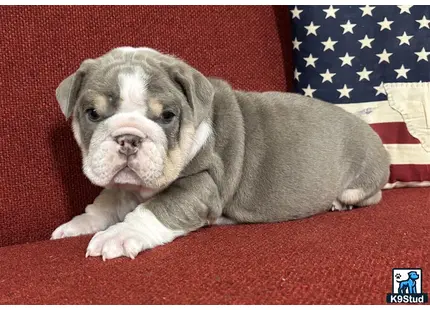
xmin=290 ymin=5 xmax=430 ymax=103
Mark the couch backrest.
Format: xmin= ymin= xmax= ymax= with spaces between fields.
xmin=0 ymin=5 xmax=292 ymax=247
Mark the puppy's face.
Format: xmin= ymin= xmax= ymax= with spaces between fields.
xmin=56 ymin=47 xmax=214 ymax=191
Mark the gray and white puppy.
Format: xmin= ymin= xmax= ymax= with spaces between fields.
xmin=51 ymin=47 xmax=390 ymax=260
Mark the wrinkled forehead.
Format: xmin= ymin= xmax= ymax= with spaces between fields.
xmin=80 ymin=48 xmax=182 ymax=112
xmin=84 ymin=48 xmax=161 ymax=93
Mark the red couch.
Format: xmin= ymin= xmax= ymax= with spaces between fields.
xmin=0 ymin=5 xmax=429 ymax=305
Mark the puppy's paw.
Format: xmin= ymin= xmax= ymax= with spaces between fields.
xmin=86 ymin=223 xmax=146 ymax=260
xmin=331 ymin=200 xmax=354 ymax=212
xmin=51 ymin=213 xmax=107 ymax=240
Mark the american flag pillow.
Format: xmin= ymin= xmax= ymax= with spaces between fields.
xmin=290 ymin=5 xmax=430 ymax=188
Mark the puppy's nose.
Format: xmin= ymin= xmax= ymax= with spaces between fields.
xmin=115 ymin=134 xmax=142 ymax=156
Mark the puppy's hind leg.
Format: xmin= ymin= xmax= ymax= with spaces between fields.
xmin=355 ymin=190 xmax=382 ymax=207
xmin=333 ymin=188 xmax=367 ymax=211
xmin=338 ymin=188 xmax=367 ymax=206
xmin=330 ymin=199 xmax=353 ymax=212
xmin=337 ymin=188 xmax=382 ymax=209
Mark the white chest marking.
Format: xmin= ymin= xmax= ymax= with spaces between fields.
xmin=186 ymin=121 xmax=212 ymax=163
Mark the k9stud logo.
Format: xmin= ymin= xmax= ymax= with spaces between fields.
xmin=387 ymin=268 xmax=428 ymax=304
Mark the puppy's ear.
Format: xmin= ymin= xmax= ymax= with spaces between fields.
xmin=56 ymin=59 xmax=94 ymax=119
xmin=171 ymin=62 xmax=214 ymax=124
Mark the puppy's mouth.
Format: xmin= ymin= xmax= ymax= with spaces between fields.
xmin=110 ymin=157 xmax=161 ymax=189
xmin=108 ymin=167 xmax=160 ymax=198
xmin=113 ymin=166 xmax=139 ymax=183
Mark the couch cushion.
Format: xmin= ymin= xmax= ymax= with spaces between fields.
xmin=0 ymin=188 xmax=428 ymax=304
xmin=0 ymin=6 xmax=292 ymax=247
xmin=290 ymin=5 xmax=430 ymax=188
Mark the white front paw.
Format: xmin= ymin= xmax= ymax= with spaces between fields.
xmin=51 ymin=213 xmax=106 ymax=239
xmin=86 ymin=223 xmax=146 ymax=260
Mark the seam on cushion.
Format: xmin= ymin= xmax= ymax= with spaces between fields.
xmin=384 ymin=82 xmax=430 ymax=152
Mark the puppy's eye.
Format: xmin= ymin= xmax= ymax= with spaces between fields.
xmin=85 ymin=108 xmax=102 ymax=122
xmin=160 ymin=111 xmax=176 ymax=124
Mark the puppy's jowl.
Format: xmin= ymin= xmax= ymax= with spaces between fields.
xmin=51 ymin=47 xmax=390 ymax=260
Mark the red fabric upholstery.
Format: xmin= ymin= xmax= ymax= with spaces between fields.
xmin=0 ymin=5 xmax=292 ymax=247
xmin=1 ymin=188 xmax=429 ymax=304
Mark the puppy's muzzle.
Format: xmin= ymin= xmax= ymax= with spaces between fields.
xmin=115 ymin=134 xmax=142 ymax=156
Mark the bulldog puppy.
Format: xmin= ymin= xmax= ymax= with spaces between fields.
xmin=51 ymin=47 xmax=390 ymax=260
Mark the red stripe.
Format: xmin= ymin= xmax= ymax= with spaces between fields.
xmin=389 ymin=164 xmax=430 ymax=183
xmin=370 ymin=122 xmax=421 ymax=144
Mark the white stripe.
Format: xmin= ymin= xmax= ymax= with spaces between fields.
xmin=335 ymin=100 xmax=403 ymax=124
xmin=384 ymin=181 xmax=430 ymax=189
xmin=186 ymin=121 xmax=212 ymax=164
xmin=118 ymin=69 xmax=148 ymax=112
xmin=384 ymin=144 xmax=430 ymax=165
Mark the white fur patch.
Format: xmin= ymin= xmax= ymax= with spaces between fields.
xmin=357 ymin=190 xmax=382 ymax=206
xmin=51 ymin=189 xmax=139 ymax=239
xmin=339 ymin=188 xmax=366 ymax=204
xmin=115 ymin=46 xmax=160 ymax=54
xmin=86 ymin=206 xmax=186 ymax=260
xmin=118 ymin=69 xmax=148 ymax=113
xmin=71 ymin=117 xmax=82 ymax=147
xmin=186 ymin=121 xmax=212 ymax=164
xmin=51 ymin=213 xmax=105 ymax=239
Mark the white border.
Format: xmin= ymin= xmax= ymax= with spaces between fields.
xmin=384 ymin=180 xmax=430 ymax=189
xmin=384 ymin=144 xmax=430 ymax=165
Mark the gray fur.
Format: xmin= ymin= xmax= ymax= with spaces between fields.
xmin=57 ymin=48 xmax=391 ymax=233
xmin=157 ymin=79 xmax=390 ymax=229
